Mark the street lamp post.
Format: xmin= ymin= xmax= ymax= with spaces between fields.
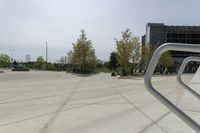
xmin=45 ymin=41 xmax=48 ymax=69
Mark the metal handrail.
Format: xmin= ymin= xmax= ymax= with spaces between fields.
xmin=144 ymin=43 xmax=200 ymax=133
xmin=177 ymin=56 xmax=200 ymax=100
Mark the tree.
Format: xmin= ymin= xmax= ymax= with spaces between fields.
xmin=132 ymin=37 xmax=141 ymax=73
xmin=34 ymin=56 xmax=45 ymax=69
xmin=158 ymin=51 xmax=173 ymax=73
xmin=70 ymin=29 xmax=97 ymax=73
xmin=66 ymin=50 xmax=73 ymax=72
xmin=158 ymin=51 xmax=173 ymax=67
xmin=67 ymin=50 xmax=73 ymax=64
xmin=142 ymin=44 xmax=173 ymax=73
xmin=142 ymin=44 xmax=158 ymax=69
xmin=0 ymin=54 xmax=11 ymax=67
xmin=115 ymin=29 xmax=134 ymax=68
xmin=87 ymin=49 xmax=97 ymax=71
xmin=115 ymin=29 xmax=136 ymax=75
xmin=109 ymin=51 xmax=118 ymax=71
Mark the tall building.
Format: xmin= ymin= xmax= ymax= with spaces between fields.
xmin=142 ymin=23 xmax=200 ymax=73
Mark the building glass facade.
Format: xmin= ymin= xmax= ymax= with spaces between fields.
xmin=142 ymin=23 xmax=200 ymax=73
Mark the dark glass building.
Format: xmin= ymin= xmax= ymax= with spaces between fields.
xmin=142 ymin=23 xmax=200 ymax=73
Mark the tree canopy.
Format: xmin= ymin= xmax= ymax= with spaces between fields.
xmin=109 ymin=51 xmax=118 ymax=70
xmin=143 ymin=44 xmax=173 ymax=68
xmin=158 ymin=51 xmax=173 ymax=67
xmin=132 ymin=37 xmax=141 ymax=64
xmin=69 ymin=29 xmax=96 ymax=73
xmin=142 ymin=44 xmax=158 ymax=67
xmin=34 ymin=56 xmax=45 ymax=69
xmin=115 ymin=29 xmax=142 ymax=75
xmin=115 ymin=29 xmax=135 ymax=68
xmin=0 ymin=54 xmax=11 ymax=67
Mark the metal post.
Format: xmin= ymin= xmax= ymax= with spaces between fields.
xmin=177 ymin=56 xmax=200 ymax=100
xmin=45 ymin=41 xmax=48 ymax=69
xmin=144 ymin=43 xmax=200 ymax=133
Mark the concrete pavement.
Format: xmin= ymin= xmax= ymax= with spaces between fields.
xmin=0 ymin=70 xmax=199 ymax=133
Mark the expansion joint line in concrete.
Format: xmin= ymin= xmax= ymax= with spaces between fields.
xmin=39 ymin=77 xmax=85 ymax=133
xmin=108 ymin=84 xmax=169 ymax=133
xmin=138 ymin=111 xmax=171 ymax=133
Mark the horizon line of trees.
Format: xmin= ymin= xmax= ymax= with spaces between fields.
xmin=0 ymin=29 xmax=174 ymax=75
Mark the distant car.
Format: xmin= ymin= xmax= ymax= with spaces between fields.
xmin=12 ymin=64 xmax=30 ymax=71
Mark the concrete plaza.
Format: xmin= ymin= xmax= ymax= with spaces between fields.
xmin=0 ymin=70 xmax=199 ymax=133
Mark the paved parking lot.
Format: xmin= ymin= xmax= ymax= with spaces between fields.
xmin=0 ymin=70 xmax=199 ymax=133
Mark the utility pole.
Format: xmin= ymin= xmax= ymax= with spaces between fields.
xmin=45 ymin=41 xmax=48 ymax=69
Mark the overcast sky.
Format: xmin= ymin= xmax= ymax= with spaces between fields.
xmin=0 ymin=0 xmax=200 ymax=62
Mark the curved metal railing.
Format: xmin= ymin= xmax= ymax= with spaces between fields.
xmin=177 ymin=56 xmax=200 ymax=100
xmin=144 ymin=43 xmax=200 ymax=133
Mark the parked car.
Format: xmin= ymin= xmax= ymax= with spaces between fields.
xmin=12 ymin=64 xmax=30 ymax=71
